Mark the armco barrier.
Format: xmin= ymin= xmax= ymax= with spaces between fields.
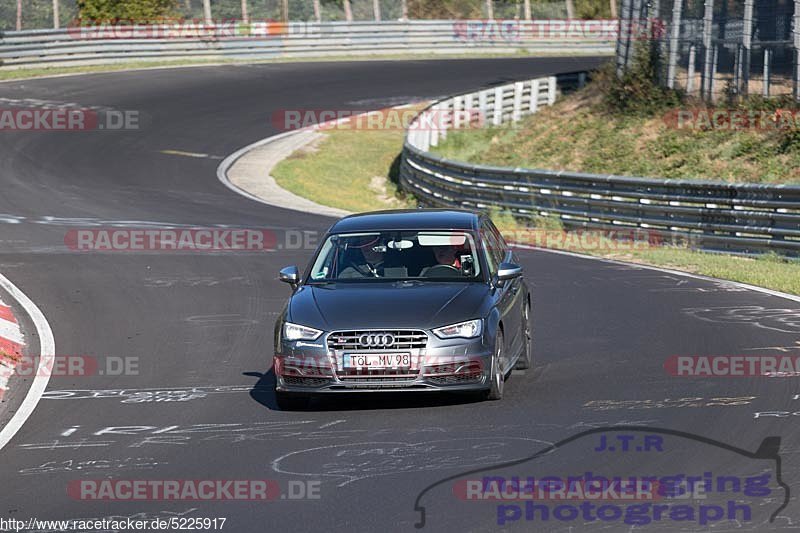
xmin=400 ymin=73 xmax=800 ymax=254
xmin=0 ymin=20 xmax=614 ymax=69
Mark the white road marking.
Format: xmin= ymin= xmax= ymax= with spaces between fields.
xmin=0 ymin=272 xmax=55 ymax=452
xmin=160 ymin=149 xmax=222 ymax=159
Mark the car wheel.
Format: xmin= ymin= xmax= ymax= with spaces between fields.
xmin=515 ymin=303 xmax=532 ymax=370
xmin=276 ymin=390 xmax=310 ymax=411
xmin=485 ymin=330 xmax=505 ymax=401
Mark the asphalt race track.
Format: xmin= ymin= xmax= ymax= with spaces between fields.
xmin=1 ymin=57 xmax=800 ymax=532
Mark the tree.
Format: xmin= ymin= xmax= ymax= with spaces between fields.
xmin=77 ymin=0 xmax=178 ymax=21
xmin=313 ymin=0 xmax=321 ymax=22
xmin=344 ymin=0 xmax=352 ymax=22
xmin=566 ymin=0 xmax=575 ymax=18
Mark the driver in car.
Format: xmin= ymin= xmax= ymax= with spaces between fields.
xmin=339 ymin=236 xmax=385 ymax=278
xmin=432 ymin=245 xmax=461 ymax=269
xmin=419 ymin=245 xmax=465 ymax=277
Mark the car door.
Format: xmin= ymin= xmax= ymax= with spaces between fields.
xmin=486 ymin=220 xmax=523 ymax=360
xmin=481 ymin=222 xmax=517 ymax=371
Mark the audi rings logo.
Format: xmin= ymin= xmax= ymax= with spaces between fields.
xmin=359 ymin=333 xmax=395 ymax=348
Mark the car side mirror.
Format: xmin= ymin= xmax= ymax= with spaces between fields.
xmin=279 ymin=266 xmax=300 ymax=289
xmin=493 ymin=262 xmax=523 ymax=287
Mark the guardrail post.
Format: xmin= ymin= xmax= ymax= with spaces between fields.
xmin=430 ymin=105 xmax=440 ymax=147
xmin=547 ymin=76 xmax=557 ymax=104
xmin=453 ymin=96 xmax=462 ymax=129
xmin=710 ymin=45 xmax=719 ymax=100
xmin=493 ymin=87 xmax=504 ymax=126
xmin=530 ymin=80 xmax=540 ymax=112
xmin=740 ymin=0 xmax=754 ymax=96
xmin=513 ymin=82 xmax=524 ymax=121
xmin=763 ymin=48 xmax=772 ymax=97
xmin=701 ymin=0 xmax=714 ymax=101
xmin=794 ymin=0 xmax=800 ymax=101
xmin=667 ymin=0 xmax=684 ymax=89
xmin=440 ymin=101 xmax=450 ymax=141
xmin=687 ymin=43 xmax=697 ymax=94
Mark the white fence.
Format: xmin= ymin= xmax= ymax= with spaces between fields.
xmin=0 ymin=20 xmax=616 ymax=69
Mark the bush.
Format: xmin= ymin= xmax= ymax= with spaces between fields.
xmin=77 ymin=0 xmax=178 ymax=21
xmin=602 ymin=39 xmax=684 ymax=116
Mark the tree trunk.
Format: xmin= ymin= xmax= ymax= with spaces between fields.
xmin=524 ymin=0 xmax=532 ymax=20
xmin=566 ymin=0 xmax=576 ymax=18
xmin=52 ymin=0 xmax=59 ymax=29
xmin=16 ymin=0 xmax=22 ymax=31
xmin=344 ymin=0 xmax=353 ymax=22
xmin=241 ymin=0 xmax=249 ymax=23
xmin=202 ymin=0 xmax=212 ymax=24
xmin=486 ymin=0 xmax=494 ymax=19
xmin=373 ymin=0 xmax=381 ymax=21
xmin=313 ymin=0 xmax=321 ymax=22
xmin=282 ymin=0 xmax=289 ymax=22
xmin=610 ymin=0 xmax=618 ymax=18
xmin=401 ymin=0 xmax=409 ymax=20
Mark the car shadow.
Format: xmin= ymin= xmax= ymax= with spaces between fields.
xmin=244 ymin=370 xmax=485 ymax=412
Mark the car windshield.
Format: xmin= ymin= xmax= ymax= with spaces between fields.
xmin=308 ymin=231 xmax=482 ymax=282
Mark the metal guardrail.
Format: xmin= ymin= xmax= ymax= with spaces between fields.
xmin=400 ymin=73 xmax=800 ymax=254
xmin=0 ymin=21 xmax=614 ymax=68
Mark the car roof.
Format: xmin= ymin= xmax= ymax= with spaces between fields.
xmin=329 ymin=209 xmax=482 ymax=233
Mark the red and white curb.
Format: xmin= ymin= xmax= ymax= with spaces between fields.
xmin=0 ymin=272 xmax=55 ymax=452
xmin=0 ymin=297 xmax=24 ymax=401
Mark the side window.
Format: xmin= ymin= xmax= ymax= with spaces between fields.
xmin=481 ymin=223 xmax=503 ymax=274
xmin=485 ymin=219 xmax=510 ymax=261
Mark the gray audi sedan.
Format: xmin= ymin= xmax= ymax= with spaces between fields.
xmin=273 ymin=209 xmax=531 ymax=409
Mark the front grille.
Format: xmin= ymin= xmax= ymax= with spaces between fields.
xmin=283 ymin=376 xmax=331 ymax=387
xmin=338 ymin=376 xmax=418 ymax=384
xmin=427 ymin=373 xmax=482 ymax=385
xmin=338 ymin=368 xmax=419 ymax=381
xmin=327 ymin=330 xmax=428 ymax=352
xmin=424 ymin=361 xmax=483 ymax=386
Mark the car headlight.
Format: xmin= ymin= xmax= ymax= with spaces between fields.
xmin=283 ymin=322 xmax=323 ymax=341
xmin=433 ymin=319 xmax=482 ymax=339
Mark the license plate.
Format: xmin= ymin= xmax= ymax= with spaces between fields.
xmin=344 ymin=353 xmax=411 ymax=369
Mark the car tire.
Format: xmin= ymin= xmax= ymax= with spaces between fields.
xmin=276 ymin=391 xmax=310 ymax=411
xmin=485 ymin=330 xmax=505 ymax=401
xmin=515 ymin=303 xmax=532 ymax=370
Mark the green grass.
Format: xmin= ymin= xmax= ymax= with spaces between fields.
xmin=272 ymin=126 xmax=415 ymax=213
xmin=432 ymin=87 xmax=800 ymax=184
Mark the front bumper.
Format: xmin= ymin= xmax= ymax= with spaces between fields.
xmin=274 ymin=330 xmax=492 ymax=394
